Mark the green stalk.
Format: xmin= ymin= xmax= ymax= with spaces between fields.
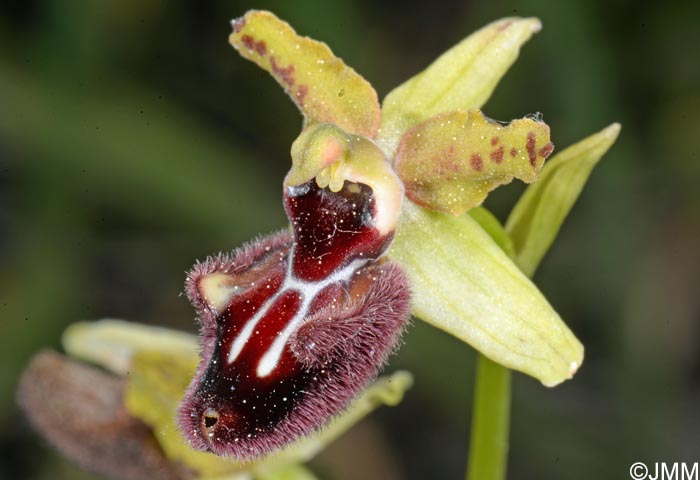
xmin=466 ymin=354 xmax=512 ymax=480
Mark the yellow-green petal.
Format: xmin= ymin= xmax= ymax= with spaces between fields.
xmin=506 ymin=123 xmax=621 ymax=277
xmin=378 ymin=17 xmax=541 ymax=157
xmin=394 ymin=110 xmax=552 ymax=215
xmin=229 ymin=10 xmax=380 ymax=138
xmin=388 ymin=200 xmax=583 ymax=386
xmin=62 ymin=318 xmax=198 ymax=375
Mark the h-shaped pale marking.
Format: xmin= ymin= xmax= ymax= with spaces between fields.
xmin=226 ymin=250 xmax=369 ymax=377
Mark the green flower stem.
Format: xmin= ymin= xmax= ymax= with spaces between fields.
xmin=466 ymin=354 xmax=512 ymax=480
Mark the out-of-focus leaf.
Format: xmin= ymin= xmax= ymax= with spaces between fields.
xmin=378 ymin=17 xmax=542 ymax=157
xmin=0 ymin=200 xmax=79 ymax=415
xmin=0 ymin=62 xmax=279 ymax=234
xmin=62 ymin=319 xmax=198 ymax=375
xmin=229 ymin=10 xmax=380 ymax=138
xmin=394 ymin=110 xmax=552 ymax=215
xmin=388 ymin=201 xmax=583 ymax=386
xmin=505 ymin=123 xmax=621 ymax=277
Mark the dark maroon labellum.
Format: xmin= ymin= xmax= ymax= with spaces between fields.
xmin=179 ymin=180 xmax=411 ymax=459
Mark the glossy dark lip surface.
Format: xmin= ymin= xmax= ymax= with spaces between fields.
xmin=285 ymin=181 xmax=391 ymax=282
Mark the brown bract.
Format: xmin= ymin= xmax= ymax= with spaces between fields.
xmin=17 ymin=351 xmax=188 ymax=480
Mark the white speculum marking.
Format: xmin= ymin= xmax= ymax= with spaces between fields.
xmin=226 ymin=249 xmax=369 ymax=378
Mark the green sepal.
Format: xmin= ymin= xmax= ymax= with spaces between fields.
xmin=505 ymin=123 xmax=621 ymax=277
xmin=468 ymin=207 xmax=515 ymax=259
xmin=378 ymin=17 xmax=542 ymax=157
xmin=388 ymin=201 xmax=583 ymax=386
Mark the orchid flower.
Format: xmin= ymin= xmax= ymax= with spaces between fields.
xmin=18 ymin=10 xmax=619 ymax=480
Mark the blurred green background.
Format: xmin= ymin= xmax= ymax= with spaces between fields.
xmin=1 ymin=0 xmax=699 ymax=479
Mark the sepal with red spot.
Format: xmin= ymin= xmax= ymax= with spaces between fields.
xmin=393 ymin=109 xmax=553 ymax=215
xmin=229 ymin=10 xmax=381 ymax=138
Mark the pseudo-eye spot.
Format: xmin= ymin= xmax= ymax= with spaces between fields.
xmin=178 ymin=175 xmax=411 ymax=459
